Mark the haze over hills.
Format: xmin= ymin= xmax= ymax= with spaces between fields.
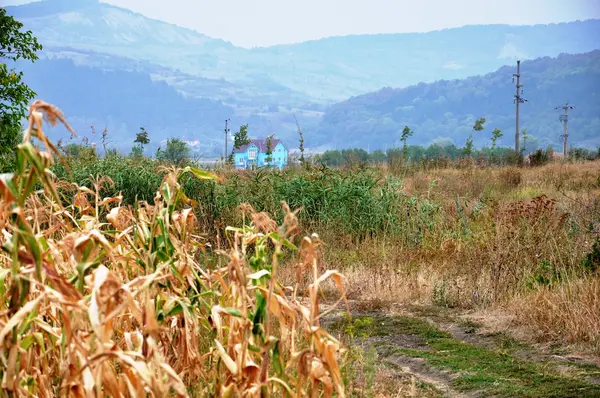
xmin=7 ymin=0 xmax=600 ymax=100
xmin=316 ymin=51 xmax=600 ymax=151
xmin=4 ymin=0 xmax=600 ymax=154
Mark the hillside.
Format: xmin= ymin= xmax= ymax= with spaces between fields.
xmin=5 ymin=1 xmax=600 ymax=101
xmin=315 ymin=51 xmax=600 ymax=150
xmin=15 ymin=58 xmax=235 ymax=156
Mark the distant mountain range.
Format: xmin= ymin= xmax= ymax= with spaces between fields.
xmin=316 ymin=51 xmax=600 ymax=150
xmin=4 ymin=0 xmax=600 ymax=154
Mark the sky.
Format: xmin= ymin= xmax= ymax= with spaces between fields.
xmin=4 ymin=0 xmax=600 ymax=47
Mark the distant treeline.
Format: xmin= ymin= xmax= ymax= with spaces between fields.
xmin=315 ymin=144 xmax=600 ymax=167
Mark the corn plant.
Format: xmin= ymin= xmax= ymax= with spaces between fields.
xmin=0 ymin=101 xmax=347 ymax=397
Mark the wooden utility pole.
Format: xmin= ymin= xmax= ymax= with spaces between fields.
xmin=224 ymin=118 xmax=230 ymax=160
xmin=555 ymin=102 xmax=574 ymax=158
xmin=512 ymin=60 xmax=527 ymax=156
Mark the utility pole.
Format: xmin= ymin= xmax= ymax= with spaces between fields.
xmin=512 ymin=60 xmax=527 ymax=156
xmin=224 ymin=118 xmax=230 ymax=161
xmin=555 ymin=102 xmax=574 ymax=158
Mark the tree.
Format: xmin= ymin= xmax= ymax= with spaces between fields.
xmin=0 ymin=9 xmax=42 ymax=169
xmin=157 ymin=138 xmax=189 ymax=166
xmin=265 ymin=135 xmax=274 ymax=165
xmin=295 ymin=115 xmax=306 ymax=167
xmin=465 ymin=117 xmax=486 ymax=157
xmin=134 ymin=127 xmax=150 ymax=149
xmin=233 ymin=124 xmax=251 ymax=149
xmin=491 ymin=128 xmax=503 ymax=151
xmin=400 ymin=126 xmax=413 ymax=160
xmin=229 ymin=123 xmax=251 ymax=164
xmin=131 ymin=127 xmax=150 ymax=158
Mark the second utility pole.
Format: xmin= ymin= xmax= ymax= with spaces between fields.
xmin=556 ymin=103 xmax=574 ymax=158
xmin=513 ymin=60 xmax=527 ymax=156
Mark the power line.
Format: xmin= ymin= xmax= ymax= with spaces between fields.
xmin=512 ymin=60 xmax=528 ymax=156
xmin=555 ymin=102 xmax=574 ymax=159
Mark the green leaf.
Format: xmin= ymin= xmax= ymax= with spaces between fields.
xmin=181 ymin=166 xmax=217 ymax=181
xmin=221 ymin=307 xmax=243 ymax=317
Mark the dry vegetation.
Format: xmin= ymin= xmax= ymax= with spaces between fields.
xmin=0 ymin=100 xmax=598 ymax=396
xmin=0 ymin=102 xmax=349 ymax=396
xmin=321 ymin=162 xmax=600 ymax=350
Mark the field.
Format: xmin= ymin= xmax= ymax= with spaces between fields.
xmin=0 ymin=102 xmax=599 ymax=397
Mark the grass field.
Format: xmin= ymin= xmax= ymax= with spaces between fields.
xmin=0 ymin=101 xmax=598 ymax=396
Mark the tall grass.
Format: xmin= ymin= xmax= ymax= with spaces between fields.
xmin=0 ymin=101 xmax=349 ymax=396
xmin=48 ymin=112 xmax=600 ymax=350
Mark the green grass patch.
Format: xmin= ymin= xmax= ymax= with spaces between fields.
xmin=336 ymin=315 xmax=600 ymax=397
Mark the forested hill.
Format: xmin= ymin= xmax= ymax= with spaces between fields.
xmin=314 ymin=51 xmax=600 ymax=150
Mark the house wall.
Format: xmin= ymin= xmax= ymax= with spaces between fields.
xmin=260 ymin=143 xmax=288 ymax=169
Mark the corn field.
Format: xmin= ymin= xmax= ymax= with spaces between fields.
xmin=0 ymin=101 xmax=348 ymax=396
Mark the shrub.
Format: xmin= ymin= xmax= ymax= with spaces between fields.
xmin=529 ymin=147 xmax=554 ymax=167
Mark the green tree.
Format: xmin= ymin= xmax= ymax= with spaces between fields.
xmin=131 ymin=127 xmax=150 ymax=158
xmin=294 ymin=115 xmax=306 ymax=167
xmin=233 ymin=124 xmax=251 ymax=149
xmin=465 ymin=117 xmax=486 ymax=157
xmin=491 ymin=128 xmax=503 ymax=151
xmin=265 ymin=135 xmax=274 ymax=165
xmin=157 ymin=138 xmax=189 ymax=166
xmin=229 ymin=123 xmax=251 ymax=164
xmin=134 ymin=127 xmax=150 ymax=148
xmin=0 ymin=9 xmax=42 ymax=169
xmin=400 ymin=126 xmax=413 ymax=160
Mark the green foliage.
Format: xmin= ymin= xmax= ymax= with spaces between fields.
xmin=131 ymin=127 xmax=149 ymax=158
xmin=233 ymin=124 xmax=251 ymax=150
xmin=229 ymin=123 xmax=251 ymax=164
xmin=130 ymin=145 xmax=144 ymax=159
xmin=134 ymin=127 xmax=150 ymax=146
xmin=527 ymin=260 xmax=562 ymax=290
xmin=528 ymin=147 xmax=554 ymax=167
xmin=318 ymin=144 xmax=520 ymax=168
xmin=581 ymin=239 xmax=600 ymax=273
xmin=491 ymin=128 xmax=503 ymax=152
xmin=569 ymin=147 xmax=599 ymax=162
xmin=298 ymin=126 xmax=306 ymax=166
xmin=157 ymin=138 xmax=190 ymax=166
xmin=463 ymin=136 xmax=474 ymax=157
xmin=265 ymin=134 xmax=273 ymax=165
xmin=400 ymin=125 xmax=413 ymax=159
xmin=53 ymin=157 xmax=164 ymax=204
xmin=0 ymin=116 xmax=22 ymax=172
xmin=60 ymin=139 xmax=98 ymax=161
xmin=0 ymin=9 xmax=42 ymax=170
xmin=0 ymin=8 xmax=43 ymax=128
xmin=464 ymin=117 xmax=485 ymax=158
xmin=472 ymin=117 xmax=486 ymax=132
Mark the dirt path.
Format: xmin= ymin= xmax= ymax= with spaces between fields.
xmin=321 ymin=301 xmax=600 ymax=397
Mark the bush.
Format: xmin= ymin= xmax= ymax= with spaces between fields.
xmin=529 ymin=147 xmax=554 ymax=167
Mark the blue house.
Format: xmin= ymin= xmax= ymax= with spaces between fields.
xmin=233 ymin=138 xmax=288 ymax=170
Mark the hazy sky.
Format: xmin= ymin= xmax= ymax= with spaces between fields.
xmin=5 ymin=0 xmax=600 ymax=47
